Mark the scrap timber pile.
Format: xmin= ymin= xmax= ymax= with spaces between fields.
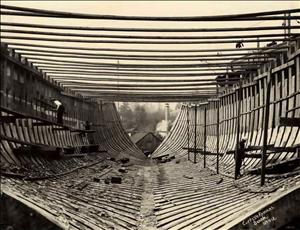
xmin=0 ymin=4 xmax=300 ymax=230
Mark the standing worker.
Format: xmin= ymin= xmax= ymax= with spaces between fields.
xmin=235 ymin=139 xmax=246 ymax=179
xmin=85 ymin=120 xmax=91 ymax=131
xmin=51 ymin=99 xmax=65 ymax=125
xmin=85 ymin=120 xmax=95 ymax=144
xmin=57 ymin=103 xmax=65 ymax=124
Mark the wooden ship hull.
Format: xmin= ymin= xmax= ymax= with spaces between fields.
xmin=0 ymin=4 xmax=300 ymax=230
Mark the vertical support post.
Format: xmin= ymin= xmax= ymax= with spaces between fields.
xmin=38 ymin=99 xmax=41 ymax=118
xmin=284 ymin=13 xmax=287 ymax=39
xmin=203 ymin=106 xmax=207 ymax=168
xmin=283 ymin=13 xmax=291 ymax=39
xmin=187 ymin=106 xmax=190 ymax=161
xmin=261 ymin=69 xmax=272 ymax=186
xmin=25 ymin=93 xmax=27 ymax=108
xmin=165 ymin=103 xmax=170 ymax=132
xmin=287 ymin=13 xmax=291 ymax=36
xmin=287 ymin=13 xmax=291 ymax=49
xmin=30 ymin=99 xmax=33 ymax=115
xmin=100 ymin=100 xmax=104 ymax=123
xmin=6 ymin=88 xmax=9 ymax=107
xmin=235 ymin=81 xmax=242 ymax=179
xmin=194 ymin=105 xmax=197 ymax=163
xmin=35 ymin=98 xmax=38 ymax=117
xmin=117 ymin=59 xmax=120 ymax=111
xmin=216 ymin=87 xmax=220 ymax=174
xmin=1 ymin=59 xmax=7 ymax=106
xmin=225 ymin=74 xmax=229 ymax=89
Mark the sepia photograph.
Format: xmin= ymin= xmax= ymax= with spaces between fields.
xmin=0 ymin=1 xmax=299 ymax=229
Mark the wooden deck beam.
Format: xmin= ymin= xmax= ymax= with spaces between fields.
xmin=279 ymin=117 xmax=300 ymax=127
xmin=0 ymin=116 xmax=19 ymax=123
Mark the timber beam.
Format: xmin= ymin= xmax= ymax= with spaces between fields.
xmin=279 ymin=117 xmax=300 ymax=127
xmin=152 ymin=154 xmax=169 ymax=160
xmin=245 ymin=154 xmax=263 ymax=159
xmin=32 ymin=121 xmax=52 ymax=126
xmin=70 ymin=129 xmax=96 ymax=133
xmin=227 ymin=145 xmax=296 ymax=154
xmin=91 ymin=124 xmax=106 ymax=127
xmin=248 ymin=158 xmax=300 ymax=174
xmin=183 ymin=147 xmax=203 ymax=152
xmin=52 ymin=127 xmax=69 ymax=131
xmin=0 ymin=115 xmax=22 ymax=123
xmin=183 ymin=148 xmax=224 ymax=156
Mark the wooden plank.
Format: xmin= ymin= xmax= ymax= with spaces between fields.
xmin=70 ymin=129 xmax=96 ymax=133
xmin=52 ymin=127 xmax=69 ymax=131
xmin=182 ymin=148 xmax=204 ymax=153
xmin=216 ymin=91 xmax=220 ymax=174
xmin=32 ymin=121 xmax=52 ymax=126
xmin=0 ymin=52 xmax=63 ymax=91
xmin=91 ymin=124 xmax=106 ymax=127
xmin=254 ymin=60 xmax=294 ymax=81
xmin=0 ymin=116 xmax=18 ymax=123
xmin=193 ymin=106 xmax=197 ymax=163
xmin=203 ymin=107 xmax=207 ymax=168
xmin=253 ymin=72 xmax=268 ymax=81
xmin=234 ymin=82 xmax=242 ymax=179
xmin=261 ymin=69 xmax=272 ymax=186
xmin=152 ymin=154 xmax=169 ymax=160
xmin=0 ymin=133 xmax=39 ymax=147
xmin=187 ymin=107 xmax=190 ymax=161
xmin=279 ymin=117 xmax=300 ymax=127
xmin=247 ymin=144 xmax=274 ymax=151
xmin=2 ymin=190 xmax=69 ymax=229
xmin=271 ymin=60 xmax=294 ymax=74
xmin=0 ymin=105 xmax=72 ymax=130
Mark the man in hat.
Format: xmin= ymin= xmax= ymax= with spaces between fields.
xmin=50 ymin=99 xmax=65 ymax=124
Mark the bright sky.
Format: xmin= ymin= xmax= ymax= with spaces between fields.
xmin=2 ymin=1 xmax=299 ymax=64
xmin=1 ymin=1 xmax=299 ymax=106
xmin=2 ymin=1 xmax=299 ymax=52
xmin=2 ymin=1 xmax=298 ymax=17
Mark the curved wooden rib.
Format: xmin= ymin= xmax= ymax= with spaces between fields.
xmin=0 ymin=100 xmax=145 ymax=177
xmin=153 ymin=39 xmax=300 ymax=175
